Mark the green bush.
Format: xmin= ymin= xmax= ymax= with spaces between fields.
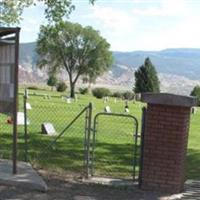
xmin=191 ymin=85 xmax=200 ymax=106
xmin=112 ymin=91 xmax=123 ymax=98
xmin=92 ymin=87 xmax=111 ymax=99
xmin=123 ymin=91 xmax=135 ymax=100
xmin=79 ymin=87 xmax=89 ymax=95
xmin=27 ymin=86 xmax=39 ymax=90
xmin=56 ymin=82 xmax=67 ymax=92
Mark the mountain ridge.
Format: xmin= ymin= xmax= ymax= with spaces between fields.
xmin=19 ymin=42 xmax=200 ymax=95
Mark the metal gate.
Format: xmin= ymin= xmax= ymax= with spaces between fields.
xmin=89 ymin=112 xmax=140 ymax=181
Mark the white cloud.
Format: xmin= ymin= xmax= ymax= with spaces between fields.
xmin=132 ymin=13 xmax=200 ymax=50
xmin=132 ymin=0 xmax=188 ymax=17
xmin=91 ymin=5 xmax=137 ymax=34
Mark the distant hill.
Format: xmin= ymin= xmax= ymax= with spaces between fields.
xmin=113 ymin=49 xmax=200 ymax=80
xmin=19 ymin=42 xmax=38 ymax=70
xmin=19 ymin=42 xmax=200 ymax=95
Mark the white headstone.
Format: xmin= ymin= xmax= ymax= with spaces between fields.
xmin=67 ymin=98 xmax=71 ymax=104
xmin=104 ymin=106 xmax=111 ymax=113
xmin=114 ymin=98 xmax=117 ymax=103
xmin=41 ymin=122 xmax=56 ymax=136
xmin=26 ymin=102 xmax=32 ymax=110
xmin=125 ymin=108 xmax=129 ymax=113
xmin=17 ymin=112 xmax=30 ymax=125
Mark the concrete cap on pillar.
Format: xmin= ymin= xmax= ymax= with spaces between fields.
xmin=141 ymin=93 xmax=198 ymax=107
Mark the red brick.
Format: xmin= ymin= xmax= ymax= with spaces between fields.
xmin=141 ymin=103 xmax=191 ymax=193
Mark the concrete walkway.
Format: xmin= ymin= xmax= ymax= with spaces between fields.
xmin=0 ymin=159 xmax=47 ymax=192
xmin=181 ymin=180 xmax=200 ymax=199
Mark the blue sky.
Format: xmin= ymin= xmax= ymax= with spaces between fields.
xmin=19 ymin=0 xmax=200 ymax=51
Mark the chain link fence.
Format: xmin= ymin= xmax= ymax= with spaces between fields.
xmin=24 ymin=91 xmax=91 ymax=178
xmin=0 ymin=93 xmax=25 ymax=161
xmin=24 ymin=91 xmax=141 ymax=180
xmin=0 ymin=89 xmax=143 ymax=181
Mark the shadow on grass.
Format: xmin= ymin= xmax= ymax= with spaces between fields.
xmin=24 ymin=133 xmax=139 ymax=179
xmin=186 ymin=148 xmax=200 ymax=180
xmin=0 ymin=129 xmax=139 ymax=179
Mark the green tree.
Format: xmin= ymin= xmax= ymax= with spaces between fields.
xmin=47 ymin=75 xmax=57 ymax=91
xmin=134 ymin=57 xmax=160 ymax=93
xmin=0 ymin=0 xmax=95 ymax=25
xmin=36 ymin=21 xmax=113 ymax=98
xmin=190 ymin=85 xmax=200 ymax=105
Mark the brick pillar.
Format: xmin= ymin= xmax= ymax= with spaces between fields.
xmin=140 ymin=93 xmax=197 ymax=193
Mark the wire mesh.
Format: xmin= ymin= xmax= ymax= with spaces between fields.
xmin=91 ymin=113 xmax=140 ymax=180
xmin=24 ymin=92 xmax=90 ymax=177
xmin=0 ymin=93 xmax=24 ymax=161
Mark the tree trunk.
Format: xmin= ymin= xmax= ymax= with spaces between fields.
xmin=70 ymin=81 xmax=75 ymax=98
xmin=69 ymin=77 xmax=75 ymax=98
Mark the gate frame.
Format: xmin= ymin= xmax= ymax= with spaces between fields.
xmin=89 ymin=112 xmax=140 ymax=181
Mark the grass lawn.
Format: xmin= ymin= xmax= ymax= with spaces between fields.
xmin=0 ymin=88 xmax=200 ymax=180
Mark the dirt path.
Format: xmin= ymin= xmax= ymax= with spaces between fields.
xmin=0 ymin=172 xmax=197 ymax=200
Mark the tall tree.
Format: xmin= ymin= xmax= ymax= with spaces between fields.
xmin=0 ymin=0 xmax=95 ymax=25
xmin=36 ymin=21 xmax=113 ymax=98
xmin=47 ymin=75 xmax=57 ymax=91
xmin=134 ymin=57 xmax=160 ymax=93
xmin=191 ymin=85 xmax=200 ymax=105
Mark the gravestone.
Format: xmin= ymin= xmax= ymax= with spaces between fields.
xmin=114 ymin=98 xmax=117 ymax=103
xmin=26 ymin=102 xmax=32 ymax=110
xmin=191 ymin=107 xmax=197 ymax=114
xmin=67 ymin=98 xmax=71 ymax=104
xmin=41 ymin=122 xmax=56 ymax=136
xmin=17 ymin=112 xmax=30 ymax=125
xmin=104 ymin=106 xmax=111 ymax=113
xmin=125 ymin=108 xmax=129 ymax=113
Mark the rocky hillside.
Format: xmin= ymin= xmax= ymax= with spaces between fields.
xmin=19 ymin=42 xmax=200 ymax=95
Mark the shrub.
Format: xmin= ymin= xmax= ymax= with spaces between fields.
xmin=27 ymin=86 xmax=39 ymax=90
xmin=123 ymin=91 xmax=135 ymax=100
xmin=56 ymin=81 xmax=67 ymax=92
xmin=190 ymin=85 xmax=200 ymax=106
xmin=79 ymin=87 xmax=89 ymax=95
xmin=112 ymin=91 xmax=123 ymax=98
xmin=92 ymin=87 xmax=111 ymax=99
xmin=47 ymin=75 xmax=57 ymax=90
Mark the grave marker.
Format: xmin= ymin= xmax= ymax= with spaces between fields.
xmin=191 ymin=106 xmax=197 ymax=114
xmin=41 ymin=123 xmax=56 ymax=136
xmin=104 ymin=106 xmax=111 ymax=113
xmin=125 ymin=108 xmax=129 ymax=113
xmin=26 ymin=102 xmax=32 ymax=110
xmin=67 ymin=98 xmax=71 ymax=104
xmin=17 ymin=112 xmax=30 ymax=125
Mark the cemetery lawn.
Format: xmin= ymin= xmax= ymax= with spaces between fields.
xmin=0 ymin=88 xmax=200 ymax=180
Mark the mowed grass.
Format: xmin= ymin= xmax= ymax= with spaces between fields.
xmin=0 ymin=88 xmax=200 ymax=180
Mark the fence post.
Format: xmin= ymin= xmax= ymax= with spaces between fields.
xmin=24 ymin=88 xmax=28 ymax=162
xmin=84 ymin=105 xmax=89 ymax=173
xmin=139 ymin=106 xmax=146 ymax=188
xmin=86 ymin=102 xmax=92 ymax=178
